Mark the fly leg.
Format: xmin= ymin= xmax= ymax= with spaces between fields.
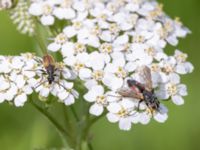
xmin=137 ymin=100 xmax=143 ymax=111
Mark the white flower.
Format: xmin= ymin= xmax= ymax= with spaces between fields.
xmin=107 ymin=99 xmax=137 ymax=131
xmin=0 ymin=0 xmax=194 ymax=131
xmin=10 ymin=0 xmax=35 ymax=35
xmin=84 ymin=85 xmax=108 ymax=116
xmin=48 ymin=33 xmax=70 ymax=52
xmin=0 ymin=53 xmax=78 ymax=107
xmin=156 ymin=74 xmax=187 ymax=105
xmin=103 ymin=52 xmax=127 ymax=90
xmin=31 ymin=60 xmax=78 ymax=106
xmin=53 ymin=0 xmax=76 ymax=20
xmin=0 ymin=53 xmax=37 ymax=107
xmin=64 ymin=52 xmax=90 ymax=78
xmin=174 ymin=50 xmax=194 ymax=74
xmin=29 ymin=0 xmax=58 ymax=25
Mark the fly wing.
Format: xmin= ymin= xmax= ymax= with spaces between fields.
xmin=117 ymin=87 xmax=143 ymax=100
xmin=137 ymin=65 xmax=153 ymax=91
xmin=43 ymin=54 xmax=55 ymax=68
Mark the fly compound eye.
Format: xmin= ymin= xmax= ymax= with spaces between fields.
xmin=127 ymin=79 xmax=136 ymax=87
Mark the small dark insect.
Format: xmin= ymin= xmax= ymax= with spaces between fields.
xmin=42 ymin=54 xmax=56 ymax=84
xmin=34 ymin=54 xmax=63 ymax=88
xmin=117 ymin=66 xmax=160 ymax=114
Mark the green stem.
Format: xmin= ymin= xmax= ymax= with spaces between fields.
xmin=30 ymin=100 xmax=71 ymax=149
xmin=70 ymin=105 xmax=80 ymax=122
xmin=85 ymin=111 xmax=107 ymax=137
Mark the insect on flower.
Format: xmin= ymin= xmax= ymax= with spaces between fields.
xmin=42 ymin=54 xmax=57 ymax=84
xmin=117 ymin=66 xmax=160 ymax=114
xmin=32 ymin=54 xmax=74 ymax=90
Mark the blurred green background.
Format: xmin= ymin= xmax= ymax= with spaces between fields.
xmin=0 ymin=0 xmax=200 ymax=150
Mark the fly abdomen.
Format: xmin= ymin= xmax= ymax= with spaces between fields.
xmin=46 ymin=64 xmax=55 ymax=84
xmin=143 ymin=90 xmax=160 ymax=111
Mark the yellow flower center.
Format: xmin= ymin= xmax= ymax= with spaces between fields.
xmin=92 ymin=70 xmax=104 ymax=81
xmin=145 ymin=47 xmax=155 ymax=56
xmin=91 ymin=25 xmax=101 ymax=35
xmin=74 ymin=62 xmax=85 ymax=71
xmin=151 ymin=64 xmax=160 ymax=72
xmin=176 ymin=53 xmax=187 ymax=62
xmin=132 ymin=35 xmax=145 ymax=43
xmin=100 ymin=43 xmax=113 ymax=53
xmin=163 ymin=64 xmax=174 ymax=74
xmin=149 ymin=4 xmax=163 ymax=19
xmin=55 ymin=33 xmax=67 ymax=44
xmin=73 ymin=21 xmax=82 ymax=30
xmin=43 ymin=4 xmax=53 ymax=15
xmin=167 ymin=83 xmax=178 ymax=96
xmin=109 ymin=23 xmax=120 ymax=33
xmin=115 ymin=67 xmax=127 ymax=78
xmin=96 ymin=95 xmax=107 ymax=105
xmin=118 ymin=107 xmax=129 ymax=117
xmin=74 ymin=43 xmax=86 ymax=53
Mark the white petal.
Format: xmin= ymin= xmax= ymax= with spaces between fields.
xmin=107 ymin=113 xmax=119 ymax=123
xmin=178 ymin=84 xmax=188 ymax=96
xmin=104 ymin=63 xmax=117 ymax=73
xmin=73 ymin=1 xmax=85 ymax=11
xmin=79 ymin=68 xmax=92 ymax=80
xmin=166 ymin=36 xmax=178 ymax=46
xmin=125 ymin=62 xmax=137 ymax=72
xmin=23 ymin=85 xmax=33 ymax=95
xmin=64 ymin=94 xmax=75 ymax=105
xmin=61 ymin=42 xmax=74 ymax=57
xmin=53 ymin=8 xmax=65 ymax=19
xmin=29 ymin=3 xmax=42 ymax=16
xmin=0 ymin=79 xmax=9 ymax=90
xmin=39 ymin=88 xmax=50 ymax=97
xmin=114 ymin=34 xmax=128 ymax=45
xmin=84 ymin=80 xmax=98 ymax=90
xmin=169 ymin=73 xmax=180 ymax=84
xmin=100 ymin=31 xmax=112 ymax=42
xmin=63 ymin=8 xmax=76 ymax=19
xmin=84 ymin=91 xmax=96 ymax=102
xmin=63 ymin=26 xmax=77 ymax=38
xmin=92 ymin=85 xmax=104 ymax=96
xmin=15 ymin=75 xmax=26 ymax=88
xmin=184 ymin=62 xmax=194 ymax=73
xmin=107 ymin=103 xmax=121 ymax=113
xmin=154 ymin=113 xmax=168 ymax=123
xmin=0 ymin=93 xmax=6 ymax=103
xmin=89 ymin=103 xmax=104 ymax=116
xmin=5 ymin=83 xmax=17 ymax=101
xmin=41 ymin=15 xmax=55 ymax=26
xmin=158 ymin=104 xmax=168 ymax=114
xmin=121 ymin=99 xmax=135 ymax=109
xmin=48 ymin=43 xmax=61 ymax=52
xmin=176 ymin=64 xmax=187 ymax=74
xmin=139 ymin=112 xmax=151 ymax=125
xmin=58 ymin=91 xmax=69 ymax=100
xmin=14 ymin=93 xmax=27 ymax=107
xmin=119 ymin=118 xmax=132 ymax=131
xmin=172 ymin=95 xmax=184 ymax=105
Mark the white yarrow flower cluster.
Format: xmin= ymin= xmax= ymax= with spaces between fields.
xmin=10 ymin=0 xmax=35 ymax=35
xmin=0 ymin=53 xmax=78 ymax=107
xmin=0 ymin=0 xmax=194 ymax=131
xmin=44 ymin=0 xmax=193 ymax=130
